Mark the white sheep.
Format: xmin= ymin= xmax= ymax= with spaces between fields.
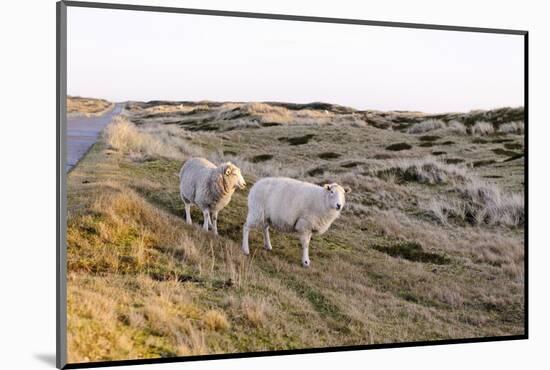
xmin=242 ymin=177 xmax=350 ymax=267
xmin=179 ymin=158 xmax=246 ymax=234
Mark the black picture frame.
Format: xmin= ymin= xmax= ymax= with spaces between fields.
xmin=56 ymin=1 xmax=528 ymax=368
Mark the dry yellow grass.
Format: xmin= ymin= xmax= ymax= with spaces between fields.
xmin=103 ymin=116 xmax=190 ymax=161
xmin=68 ymin=96 xmax=114 ymax=117
xmin=241 ymin=296 xmax=268 ymax=327
xmin=203 ymin=310 xmax=230 ymax=331
xmin=143 ymin=103 xmax=210 ymax=115
xmin=66 ymin=101 xmax=524 ymax=363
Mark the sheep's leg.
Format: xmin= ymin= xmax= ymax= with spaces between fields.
xmin=202 ymin=209 xmax=211 ymax=231
xmin=242 ymin=223 xmax=250 ymax=255
xmin=299 ymin=232 xmax=312 ymax=268
xmin=295 ymin=218 xmax=312 ymax=268
xmin=184 ymin=203 xmax=192 ymax=225
xmin=211 ymin=211 xmax=219 ymax=236
xmin=263 ymin=224 xmax=272 ymax=251
xmin=242 ymin=212 xmax=259 ymax=256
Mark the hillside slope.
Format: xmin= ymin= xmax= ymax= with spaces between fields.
xmin=66 ymin=101 xmax=525 ymax=363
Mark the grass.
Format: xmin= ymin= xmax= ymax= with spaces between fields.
xmin=68 ymin=96 xmax=114 ymax=117
xmin=470 ymin=121 xmax=495 ymax=136
xmin=67 ymin=100 xmax=525 ymax=363
xmin=498 ymin=121 xmax=524 ymax=134
xmin=372 ymin=242 xmax=450 ymax=265
xmin=407 ymin=119 xmax=446 ymax=134
xmin=375 ymin=157 xmax=466 ymax=185
xmin=424 ymin=180 xmax=524 ymax=227
xmin=240 ymin=296 xmax=268 ymax=327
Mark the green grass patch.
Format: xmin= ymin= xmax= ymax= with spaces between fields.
xmin=373 ymin=242 xmax=450 ymax=265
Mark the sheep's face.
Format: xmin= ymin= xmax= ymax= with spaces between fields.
xmin=324 ymin=183 xmax=351 ymax=211
xmin=223 ymin=162 xmax=246 ymax=190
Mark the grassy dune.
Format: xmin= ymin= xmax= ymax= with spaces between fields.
xmin=68 ymin=96 xmax=115 ymax=117
xmin=66 ymin=101 xmax=525 ymax=363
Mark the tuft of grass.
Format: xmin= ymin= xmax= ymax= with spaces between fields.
xmin=376 ymin=158 xmax=466 ymax=185
xmin=498 ymin=121 xmax=524 ymax=134
xmin=407 ymin=119 xmax=446 ymax=134
xmin=460 ymin=180 xmax=524 ymax=226
xmin=446 ymin=120 xmax=467 ymax=135
xmin=103 ymin=117 xmax=184 ymax=161
xmin=424 ymin=180 xmax=524 ymax=227
xmin=241 ymin=296 xmax=268 ymax=327
xmin=203 ymin=310 xmax=230 ymax=331
xmin=470 ymin=121 xmax=495 ymax=136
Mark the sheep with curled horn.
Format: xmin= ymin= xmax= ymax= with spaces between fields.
xmin=179 ymin=158 xmax=246 ymax=235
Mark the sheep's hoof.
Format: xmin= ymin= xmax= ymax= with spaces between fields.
xmin=242 ymin=248 xmax=250 ymax=256
xmin=264 ymin=244 xmax=272 ymax=251
xmin=302 ymin=260 xmax=311 ymax=268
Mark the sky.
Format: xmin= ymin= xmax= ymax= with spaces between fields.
xmin=67 ymin=7 xmax=524 ymax=113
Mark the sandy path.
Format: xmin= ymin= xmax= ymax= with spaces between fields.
xmin=66 ymin=103 xmax=123 ymax=172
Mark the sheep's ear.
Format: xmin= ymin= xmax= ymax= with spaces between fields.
xmin=344 ymin=186 xmax=352 ymax=194
xmin=224 ymin=166 xmax=231 ymax=176
xmin=324 ymin=184 xmax=331 ymax=191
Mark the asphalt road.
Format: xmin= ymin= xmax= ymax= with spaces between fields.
xmin=66 ymin=103 xmax=123 ymax=172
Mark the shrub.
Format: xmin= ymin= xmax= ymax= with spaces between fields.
xmin=461 ymin=181 xmax=524 ymax=226
xmin=424 ymin=180 xmax=524 ymax=227
xmin=498 ymin=121 xmax=524 ymax=134
xmin=446 ymin=120 xmax=468 ymax=135
xmin=377 ymin=158 xmax=467 ymax=185
xmin=469 ymin=121 xmax=495 ymax=136
xmin=407 ymin=119 xmax=446 ymax=134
